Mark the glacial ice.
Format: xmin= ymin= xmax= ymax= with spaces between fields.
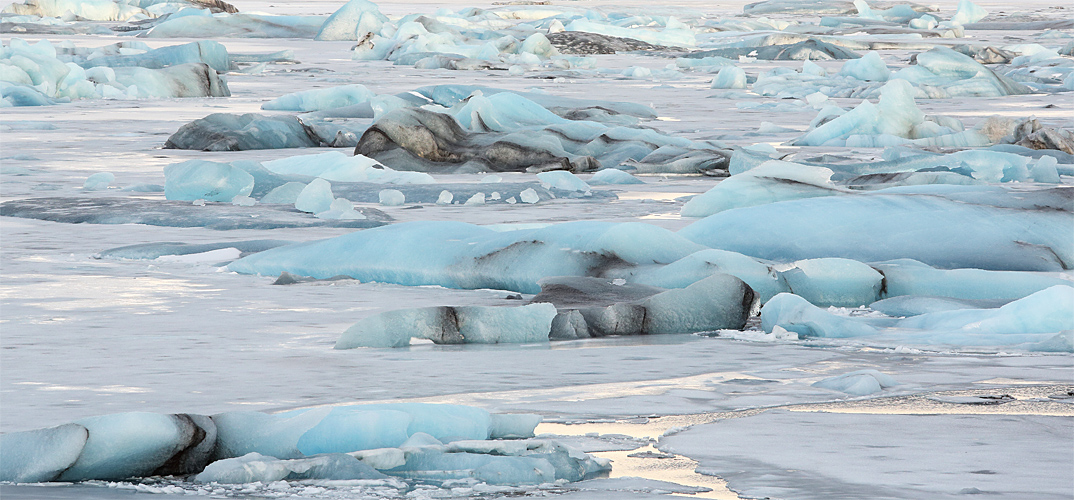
xmin=0 ymin=424 xmax=88 ymax=482
xmin=710 ymin=66 xmax=747 ymax=89
xmin=679 ymin=185 xmax=1072 ymax=272
xmin=680 ymin=161 xmax=841 ymax=217
xmin=537 ymin=171 xmax=590 ymax=193
xmin=315 ymin=0 xmax=388 ymax=41
xmin=194 ymin=452 xmax=386 ymax=483
xmin=812 ymin=369 xmax=898 ymax=396
xmin=294 ymin=178 xmax=335 ymax=214
xmin=335 ymin=303 xmax=557 ymax=348
xmin=839 ymin=51 xmax=889 ymax=81
xmin=871 ymin=259 xmax=1072 ymax=301
xmin=761 ymin=293 xmax=880 ymax=338
xmin=59 ymin=412 xmax=211 ymax=481
xmin=897 ymin=285 xmax=1074 ymax=335
xmin=141 ymin=12 xmax=326 ymax=38
xmin=1 ymin=404 xmax=578 ymax=486
xmin=164 ymin=160 xmax=254 ymax=202
xmin=378 ymin=189 xmax=405 ymax=206
xmin=262 ymin=84 xmax=376 ymax=112
xmin=83 ymin=172 xmax=114 ymax=191
xmin=1 ymin=38 xmax=230 ymax=105
xmin=587 ymin=168 xmax=644 ymax=185
xmin=781 ymin=258 xmax=882 ymax=307
xmin=228 ymin=221 xmax=707 ymax=293
xmin=262 ymin=152 xmax=432 ymax=184
xmin=164 ymin=113 xmax=320 ymax=150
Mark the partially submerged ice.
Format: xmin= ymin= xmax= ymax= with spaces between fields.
xmin=680 ymin=185 xmax=1072 ymax=272
xmin=1 ymin=39 xmax=229 ymax=106
xmin=0 ymin=404 xmax=608 ymax=487
xmin=760 ymin=286 xmax=1074 ymax=350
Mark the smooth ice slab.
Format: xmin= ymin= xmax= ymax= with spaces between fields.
xmin=164 ymin=160 xmax=255 ymax=202
xmin=195 ymin=452 xmax=387 ymax=483
xmin=336 ymin=303 xmax=557 ymax=348
xmin=680 ymin=186 xmax=1072 ymax=272
xmin=0 ymin=424 xmax=88 ymax=482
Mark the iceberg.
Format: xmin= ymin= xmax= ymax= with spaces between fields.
xmin=588 ymin=168 xmax=644 ymax=185
xmin=680 ymin=186 xmax=1072 ymax=272
xmin=194 ymin=452 xmax=386 ymax=483
xmin=315 ymin=0 xmax=388 ymax=41
xmin=164 ymin=160 xmax=254 ymax=202
xmin=228 ymin=221 xmax=707 ymax=294
xmin=262 ymin=84 xmax=376 ymax=112
xmin=335 ymin=303 xmax=557 ymax=348
xmin=897 ymin=285 xmax=1074 ymax=334
xmin=781 ymin=258 xmax=882 ymax=307
xmin=164 ymin=113 xmax=319 ymax=150
xmin=680 ymin=161 xmax=842 ymax=218
xmin=0 ymin=424 xmax=88 ymax=482
xmin=812 ymin=369 xmax=898 ymax=396
xmin=262 ymin=152 xmax=432 ymax=184
xmin=760 ymin=293 xmax=880 ymax=338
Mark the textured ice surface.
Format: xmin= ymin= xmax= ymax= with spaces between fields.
xmin=587 ymin=168 xmax=643 ymax=185
xmin=681 ymin=160 xmax=841 ymax=217
xmin=0 ymin=424 xmax=88 ymax=482
xmin=680 ymin=186 xmax=1072 ymax=272
xmin=194 ymin=452 xmax=386 ymax=483
xmin=710 ymin=66 xmax=746 ymax=89
xmin=812 ymin=369 xmax=898 ymax=395
xmin=164 ymin=160 xmax=254 ymax=202
xmin=164 ymin=113 xmax=319 ymax=150
xmin=780 ymin=258 xmax=882 ymax=307
xmin=262 ymin=84 xmax=376 ymax=112
xmin=336 ymin=303 xmax=557 ymax=348
xmin=229 ymin=221 xmax=706 ymax=293
xmin=761 ymin=293 xmax=880 ymax=338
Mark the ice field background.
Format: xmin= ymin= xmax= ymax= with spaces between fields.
xmin=1 ymin=0 xmax=1072 ymax=498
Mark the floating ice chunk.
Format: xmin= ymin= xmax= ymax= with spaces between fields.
xmin=640 ymin=273 xmax=756 ymax=334
xmin=231 ymin=195 xmax=256 ymax=206
xmin=262 ymin=84 xmax=376 ymax=112
xmin=760 ymin=293 xmax=879 ymax=338
xmin=873 ymin=259 xmax=1072 ymax=301
xmin=898 ymin=285 xmax=1074 ymax=334
xmin=950 ymin=0 xmax=987 ymax=25
xmin=489 ymin=414 xmax=542 ymax=439
xmin=264 ymin=152 xmax=432 ymax=184
xmin=164 ymin=160 xmax=254 ymax=202
xmin=813 ymin=369 xmax=898 ymax=396
xmin=565 ymin=19 xmax=695 ymax=48
xmin=378 ymin=189 xmax=405 ymax=206
xmin=782 ymin=258 xmax=882 ymax=307
xmin=909 ymin=14 xmax=937 ymax=30
xmin=336 ymin=303 xmax=557 ymax=348
xmin=588 ymin=169 xmax=643 ymax=185
xmin=681 ymin=161 xmax=840 ymax=217
xmin=869 ymin=295 xmax=1011 ymax=317
xmin=537 ymin=171 xmax=590 ymax=193
xmin=840 ymin=51 xmax=889 ymax=82
xmin=464 ymin=192 xmax=485 ymax=205
xmin=315 ymin=0 xmax=388 ymax=41
xmin=315 ymin=198 xmax=366 ymax=220
xmin=627 ymin=249 xmax=787 ymax=303
xmin=710 ymin=66 xmax=746 ymax=89
xmin=156 ymin=247 xmax=242 ymax=263
xmin=622 ymin=66 xmax=652 ymax=78
xmin=294 ymin=178 xmax=334 ymax=214
xmin=681 ymin=186 xmax=1072 ymax=272
xmin=519 ymin=188 xmax=540 ymax=203
xmin=1030 ymin=155 xmax=1061 ymax=183
xmin=0 ymin=424 xmax=88 ymax=482
xmin=83 ymin=172 xmax=114 ymax=190
xmin=260 ymin=182 xmax=307 ymax=204
xmin=59 ymin=412 xmax=205 ymax=481
xmin=165 ymin=113 xmax=318 ymax=151
xmin=436 ymin=190 xmax=453 ymax=204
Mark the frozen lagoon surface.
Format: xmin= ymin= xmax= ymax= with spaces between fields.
xmin=1 ymin=0 xmax=1073 ymax=498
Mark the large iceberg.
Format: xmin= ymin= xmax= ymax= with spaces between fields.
xmin=1 ymin=404 xmax=602 ymax=487
xmin=680 ymin=185 xmax=1072 ymax=272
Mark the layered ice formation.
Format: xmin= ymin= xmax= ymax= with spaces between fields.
xmin=0 ymin=404 xmax=607 ymax=486
xmin=760 ymin=286 xmax=1074 ymax=350
xmin=1 ymin=39 xmax=230 ymax=106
